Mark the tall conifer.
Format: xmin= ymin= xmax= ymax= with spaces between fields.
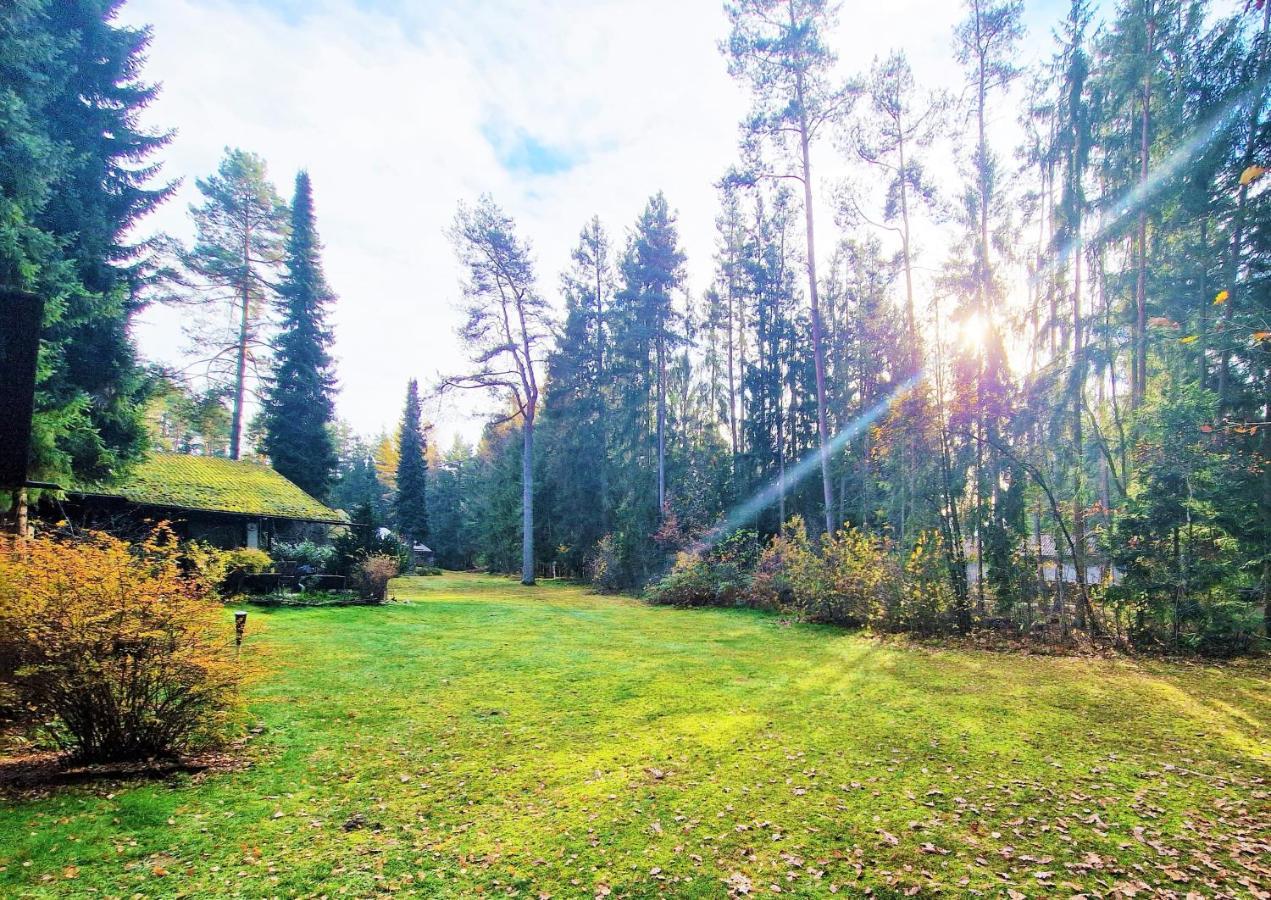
xmin=263 ymin=171 xmax=338 ymax=499
xmin=394 ymin=379 xmax=429 ymax=548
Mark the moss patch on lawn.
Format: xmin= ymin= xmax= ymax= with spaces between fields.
xmin=1 ymin=572 xmax=1267 ymax=897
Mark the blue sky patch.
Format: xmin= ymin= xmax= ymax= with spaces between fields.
xmin=481 ymin=123 xmax=579 ymax=177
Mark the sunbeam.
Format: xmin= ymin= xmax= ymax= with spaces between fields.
xmin=690 ymin=372 xmax=927 ymax=554
xmin=1036 ymin=73 xmax=1267 ymax=287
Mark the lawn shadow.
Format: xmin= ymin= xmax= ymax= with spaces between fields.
xmin=0 ymin=745 xmax=250 ymax=799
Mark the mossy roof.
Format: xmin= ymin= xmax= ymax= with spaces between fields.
xmin=77 ymin=453 xmax=348 ymax=524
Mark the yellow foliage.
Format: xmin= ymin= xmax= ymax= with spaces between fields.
xmin=225 ymin=547 xmax=272 ymax=574
xmin=1213 ymin=289 xmax=1229 ymax=305
xmin=0 ymin=529 xmax=253 ymax=761
xmin=1239 ymin=164 xmax=1266 ymax=186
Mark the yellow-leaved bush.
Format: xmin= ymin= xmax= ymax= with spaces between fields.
xmin=0 ymin=529 xmax=251 ymax=762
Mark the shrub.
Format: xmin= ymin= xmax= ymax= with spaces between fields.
xmin=891 ymin=530 xmax=957 ymax=634
xmin=273 ymin=540 xmax=337 ymax=573
xmin=787 ymin=523 xmax=899 ymax=627
xmin=353 ymin=554 xmax=399 ymax=602
xmin=225 ymin=547 xmax=272 ymax=574
xmin=589 ymin=534 xmax=625 ymax=594
xmin=182 ymin=540 xmax=232 ymax=586
xmin=646 ymin=552 xmax=750 ymax=607
xmin=332 ymin=527 xmax=407 ymax=577
xmin=0 ymin=530 xmax=248 ymax=762
xmin=747 ymin=530 xmax=799 ymax=612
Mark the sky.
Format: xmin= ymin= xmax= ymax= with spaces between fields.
xmin=121 ymin=0 xmax=1077 ymax=449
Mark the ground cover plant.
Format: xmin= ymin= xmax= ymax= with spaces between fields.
xmin=1 ymin=572 xmax=1266 ymax=898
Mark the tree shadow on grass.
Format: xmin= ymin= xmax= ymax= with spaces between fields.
xmin=0 ymin=741 xmax=253 ymax=800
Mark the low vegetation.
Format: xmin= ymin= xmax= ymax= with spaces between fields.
xmin=648 ymin=519 xmax=1267 ymax=655
xmin=1 ymin=573 xmax=1265 ymax=897
xmin=0 ymin=531 xmax=247 ymax=763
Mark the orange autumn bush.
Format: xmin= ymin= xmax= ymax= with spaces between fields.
xmin=0 ymin=529 xmax=248 ymax=762
xmin=354 ymin=553 xmax=399 ymax=602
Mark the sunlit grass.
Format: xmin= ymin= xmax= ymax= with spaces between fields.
xmin=1 ymin=572 xmax=1266 ymax=897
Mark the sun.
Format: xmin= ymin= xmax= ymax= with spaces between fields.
xmin=957 ymin=311 xmax=989 ymax=353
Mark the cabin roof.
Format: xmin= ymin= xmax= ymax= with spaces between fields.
xmin=76 ymin=453 xmax=349 ymax=525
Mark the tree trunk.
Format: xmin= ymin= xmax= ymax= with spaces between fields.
xmin=230 ymin=276 xmax=251 ymax=460
xmin=522 ymin=412 xmax=535 ymax=586
xmin=594 ymin=257 xmax=610 ymax=531
xmin=1072 ymin=233 xmax=1090 ymax=632
xmin=656 ymin=332 xmax=666 ymax=516
xmin=795 ymin=73 xmax=835 ymax=536
xmin=897 ymin=131 xmax=918 ymax=355
xmin=726 ymin=237 xmax=739 ymax=460
xmin=1133 ymin=10 xmax=1154 ymax=409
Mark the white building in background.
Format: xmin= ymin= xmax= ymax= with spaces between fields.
xmin=964 ymin=533 xmax=1122 ymax=586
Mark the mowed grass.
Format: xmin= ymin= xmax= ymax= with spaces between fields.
xmin=1 ymin=573 xmax=1268 ymax=898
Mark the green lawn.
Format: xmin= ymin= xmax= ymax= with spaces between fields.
xmin=1 ymin=573 xmax=1268 ymax=898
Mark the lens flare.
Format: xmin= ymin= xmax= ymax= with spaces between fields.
xmin=690 ymin=372 xmax=926 ymax=555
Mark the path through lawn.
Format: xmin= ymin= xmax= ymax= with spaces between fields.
xmin=1 ymin=572 xmax=1268 ymax=897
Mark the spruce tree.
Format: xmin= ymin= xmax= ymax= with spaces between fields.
xmin=539 ymin=217 xmax=613 ymax=575
xmin=262 ymin=171 xmax=338 ymax=499
xmin=394 ymin=380 xmax=429 ymax=548
xmin=2 ymin=0 xmax=172 ymax=485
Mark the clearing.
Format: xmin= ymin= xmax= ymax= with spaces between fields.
xmin=1 ymin=572 xmax=1268 ymax=897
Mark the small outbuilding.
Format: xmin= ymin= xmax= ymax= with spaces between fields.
xmin=63 ymin=452 xmax=348 ymax=549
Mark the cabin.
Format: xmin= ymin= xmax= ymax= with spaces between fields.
xmin=61 ymin=452 xmax=348 ymax=549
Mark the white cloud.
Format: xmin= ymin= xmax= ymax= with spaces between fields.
xmin=120 ymin=0 xmax=1073 ymax=447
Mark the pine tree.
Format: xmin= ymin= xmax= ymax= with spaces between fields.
xmin=444 ymin=197 xmax=551 ymax=586
xmin=724 ymin=0 xmax=857 ymax=535
xmin=262 ymin=171 xmax=338 ymax=499
xmin=394 ymin=380 xmax=429 ymax=549
xmin=183 ymin=149 xmax=289 ymax=459
xmin=849 ymin=50 xmax=948 ymax=360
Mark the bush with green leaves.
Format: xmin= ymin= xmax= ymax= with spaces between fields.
xmin=224 ymin=547 xmax=272 ymax=574
xmin=890 ymin=530 xmax=957 ymax=634
xmin=588 ymin=534 xmax=625 ymax=594
xmin=645 ymin=553 xmax=748 ymax=608
xmin=273 ymin=540 xmax=337 ymax=573
xmin=331 ymin=527 xmax=407 ymax=578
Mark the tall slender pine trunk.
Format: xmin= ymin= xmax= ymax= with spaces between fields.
xmin=656 ymin=331 xmax=666 ymax=516
xmin=794 ymin=72 xmax=835 ymax=536
xmin=230 ymin=272 xmax=250 ymax=460
xmin=522 ymin=412 xmax=535 ymax=586
xmin=1133 ymin=10 xmax=1154 ymax=409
